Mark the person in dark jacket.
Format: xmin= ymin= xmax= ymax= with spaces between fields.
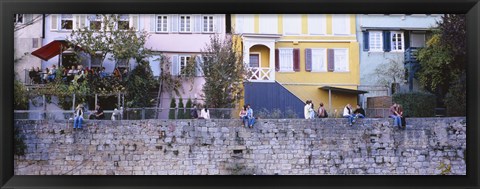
xmin=354 ymin=104 xmax=365 ymax=118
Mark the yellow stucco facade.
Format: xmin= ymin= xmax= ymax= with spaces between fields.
xmin=233 ymin=14 xmax=360 ymax=115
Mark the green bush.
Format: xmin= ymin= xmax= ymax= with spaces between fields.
xmin=392 ymin=92 xmax=436 ymax=117
xmin=168 ymin=98 xmax=176 ymax=119
xmin=177 ymin=98 xmax=185 ymax=119
xmin=185 ymin=98 xmax=192 ymax=119
xmin=444 ymin=73 xmax=466 ymax=116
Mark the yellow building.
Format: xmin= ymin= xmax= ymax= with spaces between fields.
xmin=232 ymin=14 xmax=365 ymax=117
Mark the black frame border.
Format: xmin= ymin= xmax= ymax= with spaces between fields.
xmin=1 ymin=0 xmax=479 ymax=189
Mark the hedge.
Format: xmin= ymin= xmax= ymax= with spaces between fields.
xmin=392 ymin=92 xmax=436 ymax=117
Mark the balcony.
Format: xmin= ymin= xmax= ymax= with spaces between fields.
xmin=246 ymin=67 xmax=274 ymax=82
xmin=404 ymin=47 xmax=420 ymax=63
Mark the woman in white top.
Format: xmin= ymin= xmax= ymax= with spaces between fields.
xmin=304 ymin=100 xmax=312 ymax=119
xmin=343 ymin=104 xmax=355 ymax=126
xmin=200 ymin=106 xmax=210 ymax=119
xmin=73 ymin=104 xmax=84 ymax=129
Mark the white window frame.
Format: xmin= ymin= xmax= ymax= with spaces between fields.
xmin=179 ymin=55 xmax=191 ymax=75
xmin=308 ymin=14 xmax=326 ymax=35
xmin=116 ymin=14 xmax=130 ymax=30
xmin=332 ymin=14 xmax=350 ymax=35
xmin=279 ymin=48 xmax=294 ymax=72
xmin=333 ymin=48 xmax=349 ymax=72
xmin=156 ymin=15 xmax=169 ymax=33
xmin=283 ymin=14 xmax=301 ymax=35
xmin=311 ymin=48 xmax=327 ymax=72
xmin=249 ymin=52 xmax=261 ymax=67
xmin=60 ymin=14 xmax=74 ymax=31
xmin=88 ymin=14 xmax=103 ymax=31
xmin=369 ymin=31 xmax=383 ymax=52
xmin=179 ymin=15 xmax=192 ymax=33
xmin=390 ymin=31 xmax=405 ymax=52
xmin=202 ymin=15 xmax=214 ymax=33
xmin=14 ymin=14 xmax=24 ymax=24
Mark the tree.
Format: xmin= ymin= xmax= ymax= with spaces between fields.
xmin=177 ymin=98 xmax=185 ymax=119
xmin=201 ymin=34 xmax=246 ymax=108
xmin=372 ymin=57 xmax=405 ymax=92
xmin=416 ymin=14 xmax=466 ymax=116
xmin=185 ymin=98 xmax=192 ymax=119
xmin=168 ymin=98 xmax=176 ymax=119
xmin=125 ymin=60 xmax=157 ymax=108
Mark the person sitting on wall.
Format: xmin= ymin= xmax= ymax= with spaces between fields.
xmin=397 ymin=104 xmax=406 ymax=130
xmin=317 ymin=102 xmax=328 ymax=118
xmin=389 ymin=103 xmax=402 ymax=128
xmin=239 ymin=105 xmax=248 ymax=127
xmin=190 ymin=104 xmax=198 ymax=119
xmin=89 ymin=104 xmax=105 ymax=120
xmin=354 ymin=104 xmax=365 ymax=118
xmin=343 ymin=104 xmax=355 ymax=126
xmin=246 ymin=104 xmax=255 ymax=128
xmin=309 ymin=102 xmax=316 ymax=119
xmin=199 ymin=105 xmax=210 ymax=119
xmin=73 ymin=104 xmax=84 ymax=130
xmin=304 ymin=100 xmax=312 ymax=119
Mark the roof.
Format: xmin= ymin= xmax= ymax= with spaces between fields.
xmin=31 ymin=40 xmax=70 ymax=61
xmin=319 ymin=86 xmax=369 ymax=94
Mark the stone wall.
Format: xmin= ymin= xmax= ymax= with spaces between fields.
xmin=14 ymin=118 xmax=466 ymax=175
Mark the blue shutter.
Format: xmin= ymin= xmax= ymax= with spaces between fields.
xmin=404 ymin=31 xmax=410 ymax=50
xmin=305 ymin=48 xmax=312 ymax=72
xmin=383 ymin=31 xmax=391 ymax=52
xmin=363 ymin=31 xmax=369 ymax=51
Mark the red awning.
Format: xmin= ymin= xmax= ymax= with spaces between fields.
xmin=31 ymin=40 xmax=69 ymax=61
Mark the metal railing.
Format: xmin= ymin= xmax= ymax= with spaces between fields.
xmin=14 ymin=108 xmax=235 ymax=120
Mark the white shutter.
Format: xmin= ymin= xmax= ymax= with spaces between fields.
xmin=130 ymin=14 xmax=139 ymax=31
xmin=148 ymin=55 xmax=161 ymax=76
xmin=194 ymin=15 xmax=202 ymax=33
xmin=215 ymin=14 xmax=222 ymax=33
xmin=150 ymin=14 xmax=156 ymax=32
xmin=73 ymin=14 xmax=79 ymax=30
xmin=79 ymin=15 xmax=86 ymax=29
xmin=50 ymin=14 xmax=58 ymax=31
xmin=235 ymin=15 xmax=243 ymax=33
xmin=170 ymin=14 xmax=178 ymax=32
xmin=195 ymin=55 xmax=204 ymax=76
xmin=50 ymin=15 xmax=58 ymax=31
xmin=171 ymin=55 xmax=179 ymax=75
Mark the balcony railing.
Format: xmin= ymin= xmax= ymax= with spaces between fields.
xmin=404 ymin=47 xmax=420 ymax=63
xmin=246 ymin=67 xmax=273 ymax=82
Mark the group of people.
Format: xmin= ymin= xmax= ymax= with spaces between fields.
xmin=390 ymin=103 xmax=406 ymax=129
xmin=29 ymin=64 xmax=129 ymax=85
xmin=238 ymin=104 xmax=255 ymax=128
xmin=343 ymin=104 xmax=365 ymax=126
xmin=189 ymin=104 xmax=211 ymax=120
xmin=304 ymin=100 xmax=329 ymax=119
xmin=28 ymin=65 xmax=57 ymax=84
xmin=73 ymin=104 xmax=105 ymax=130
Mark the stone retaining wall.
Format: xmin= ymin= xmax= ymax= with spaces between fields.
xmin=14 ymin=118 xmax=466 ymax=175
